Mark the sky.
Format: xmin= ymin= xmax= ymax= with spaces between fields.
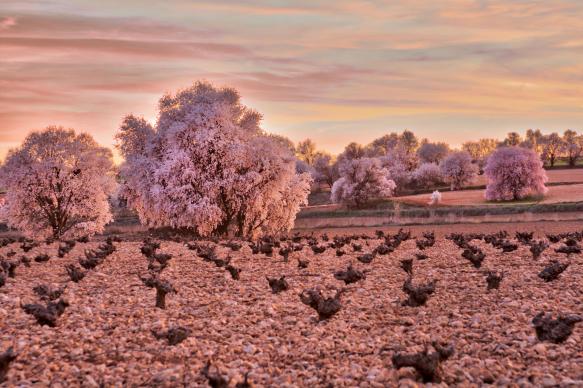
xmin=1 ymin=0 xmax=583 ymax=161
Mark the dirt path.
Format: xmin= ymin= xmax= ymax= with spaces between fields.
xmin=395 ymin=184 xmax=583 ymax=207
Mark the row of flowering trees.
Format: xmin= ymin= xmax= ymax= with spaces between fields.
xmin=295 ymin=127 xmax=555 ymax=207
xmin=294 ymin=130 xmax=480 ymax=206
xmin=327 ymin=145 xmax=548 ymax=207
xmin=0 ymin=82 xmax=311 ymax=239
xmin=0 ymin=81 xmax=555 ymax=238
xmin=300 ymin=128 xmax=582 ymax=193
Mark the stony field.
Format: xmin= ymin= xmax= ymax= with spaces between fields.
xmin=1 ymin=228 xmax=582 ymax=387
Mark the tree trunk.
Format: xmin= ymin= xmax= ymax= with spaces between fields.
xmin=156 ymin=290 xmax=166 ymax=309
xmin=513 ymin=190 xmax=520 ymax=201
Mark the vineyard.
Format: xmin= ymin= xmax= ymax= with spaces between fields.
xmin=4 ymin=1 xmax=583 ymax=386
xmin=1 ymin=228 xmax=582 ymax=386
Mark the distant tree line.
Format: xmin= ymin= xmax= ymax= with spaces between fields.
xmin=293 ymin=128 xmax=573 ymax=206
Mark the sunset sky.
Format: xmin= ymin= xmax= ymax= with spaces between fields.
xmin=1 ymin=0 xmax=583 ymax=161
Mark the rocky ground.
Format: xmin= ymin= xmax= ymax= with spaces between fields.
xmin=1 ymin=228 xmax=582 ymax=387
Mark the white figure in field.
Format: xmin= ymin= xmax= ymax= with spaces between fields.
xmin=429 ymin=190 xmax=442 ymax=206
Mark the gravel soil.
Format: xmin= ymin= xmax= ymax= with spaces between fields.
xmin=1 ymin=231 xmax=583 ymax=387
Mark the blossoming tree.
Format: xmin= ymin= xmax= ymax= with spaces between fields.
xmin=380 ymin=151 xmax=412 ymax=189
xmin=439 ymin=151 xmax=478 ymax=190
xmin=484 ymin=146 xmax=548 ymax=201
xmin=0 ymin=127 xmax=116 ymax=239
xmin=331 ymin=157 xmax=396 ymax=208
xmin=116 ymin=81 xmax=312 ymax=238
xmin=412 ymin=162 xmax=443 ymax=188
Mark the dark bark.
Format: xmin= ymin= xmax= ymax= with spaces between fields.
xmin=140 ymin=274 xmax=176 ymax=309
xmin=538 ymin=262 xmax=568 ymax=282
xmin=21 ymin=299 xmax=69 ymax=327
xmin=33 ymin=284 xmax=65 ymax=301
xmin=300 ymin=288 xmax=344 ymax=321
xmin=485 ymin=271 xmax=503 ymax=290
xmin=201 ymin=361 xmax=229 ymax=388
xmin=392 ymin=342 xmax=454 ymax=383
xmin=400 ymin=259 xmax=413 ymax=275
xmin=334 ymin=264 xmax=365 ymax=284
xmin=532 ymin=313 xmax=582 ymax=343
xmin=402 ymin=278 xmax=436 ymax=307
xmin=0 ymin=347 xmax=17 ymax=383
xmin=152 ymin=326 xmax=190 ymax=346
xmin=267 ymin=276 xmax=289 ymax=294
xmin=65 ymin=264 xmax=85 ymax=282
xmin=357 ymin=253 xmax=375 ymax=264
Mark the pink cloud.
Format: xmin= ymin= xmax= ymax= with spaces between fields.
xmin=0 ymin=13 xmax=220 ymax=40
xmin=2 ymin=1 xmax=583 ymax=158
xmin=0 ymin=37 xmax=249 ymax=59
xmin=0 ymin=16 xmax=17 ymax=30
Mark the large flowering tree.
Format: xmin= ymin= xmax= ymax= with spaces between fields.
xmin=380 ymin=150 xmax=412 ymax=192
xmin=439 ymin=151 xmax=478 ymax=190
xmin=412 ymin=162 xmax=443 ymax=188
xmin=331 ymin=157 xmax=396 ymax=208
xmin=0 ymin=127 xmax=116 ymax=239
xmin=116 ymin=81 xmax=312 ymax=238
xmin=484 ymin=146 xmax=548 ymax=201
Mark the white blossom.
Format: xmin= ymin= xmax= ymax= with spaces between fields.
xmin=116 ymin=81 xmax=311 ymax=238
xmin=331 ymin=157 xmax=396 ymax=208
xmin=0 ymin=127 xmax=116 ymax=239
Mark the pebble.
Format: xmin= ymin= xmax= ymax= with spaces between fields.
xmin=541 ymin=375 xmax=557 ymax=387
xmin=533 ymin=343 xmax=546 ymax=354
xmin=84 ymin=375 xmax=99 ymax=388
xmin=401 ymin=317 xmax=415 ymax=326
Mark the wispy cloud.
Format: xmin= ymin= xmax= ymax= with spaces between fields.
xmin=0 ymin=16 xmax=16 ymax=30
xmin=1 ymin=1 xmax=583 ymax=159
